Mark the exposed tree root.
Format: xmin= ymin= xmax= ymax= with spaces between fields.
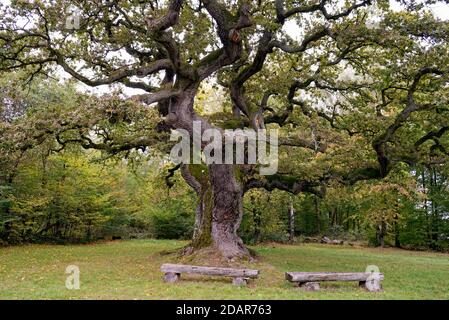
xmin=176 ymin=244 xmax=258 ymax=267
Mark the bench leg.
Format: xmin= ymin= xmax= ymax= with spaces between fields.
xmin=299 ymin=282 xmax=320 ymax=291
xmin=363 ymin=279 xmax=382 ymax=292
xmin=232 ymin=277 xmax=248 ymax=286
xmin=164 ymin=272 xmax=180 ymax=283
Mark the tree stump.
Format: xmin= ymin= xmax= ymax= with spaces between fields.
xmin=164 ymin=272 xmax=180 ymax=283
xmin=299 ymin=282 xmax=320 ymax=291
xmin=232 ymin=277 xmax=248 ymax=286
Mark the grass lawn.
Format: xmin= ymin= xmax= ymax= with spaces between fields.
xmin=0 ymin=239 xmax=448 ymax=299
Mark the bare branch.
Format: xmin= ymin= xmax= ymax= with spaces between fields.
xmin=132 ymin=89 xmax=182 ymax=105
xmin=271 ymin=27 xmax=334 ymax=53
xmin=373 ymin=67 xmax=446 ymax=176
xmin=146 ymin=0 xmax=184 ymax=32
xmin=276 ymin=0 xmax=372 ymax=23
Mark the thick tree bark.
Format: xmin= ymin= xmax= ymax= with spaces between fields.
xmin=193 ymin=179 xmax=213 ymax=248
xmin=209 ymin=164 xmax=249 ymax=259
xmin=172 ymin=90 xmax=249 ymax=259
xmin=180 ymin=165 xmax=213 ymax=250
xmin=182 ymin=164 xmax=249 ymax=259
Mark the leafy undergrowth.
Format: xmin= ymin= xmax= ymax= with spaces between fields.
xmin=0 ymin=240 xmax=448 ymax=299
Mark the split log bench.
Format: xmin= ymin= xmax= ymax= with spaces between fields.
xmin=161 ymin=263 xmax=259 ymax=286
xmin=285 ymin=272 xmax=384 ymax=292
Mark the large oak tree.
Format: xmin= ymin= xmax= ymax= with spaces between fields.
xmin=1 ymin=0 xmax=448 ymax=259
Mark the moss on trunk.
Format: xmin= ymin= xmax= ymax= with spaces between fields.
xmin=188 ymin=164 xmax=213 ymax=249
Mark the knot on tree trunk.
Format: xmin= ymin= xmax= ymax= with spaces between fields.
xmin=229 ymin=29 xmax=241 ymax=43
xmin=165 ymin=112 xmax=178 ymax=125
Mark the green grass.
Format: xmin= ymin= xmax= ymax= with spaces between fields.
xmin=1 ymin=239 xmax=448 ymax=299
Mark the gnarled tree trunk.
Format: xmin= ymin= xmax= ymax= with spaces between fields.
xmin=181 ymin=164 xmax=249 ymax=259
xmin=170 ymin=87 xmax=249 ymax=259
xmin=181 ymin=164 xmax=213 ymax=250
xmin=209 ymin=164 xmax=249 ymax=258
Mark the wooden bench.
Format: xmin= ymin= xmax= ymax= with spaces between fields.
xmin=161 ymin=263 xmax=259 ymax=286
xmin=285 ymin=272 xmax=384 ymax=292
